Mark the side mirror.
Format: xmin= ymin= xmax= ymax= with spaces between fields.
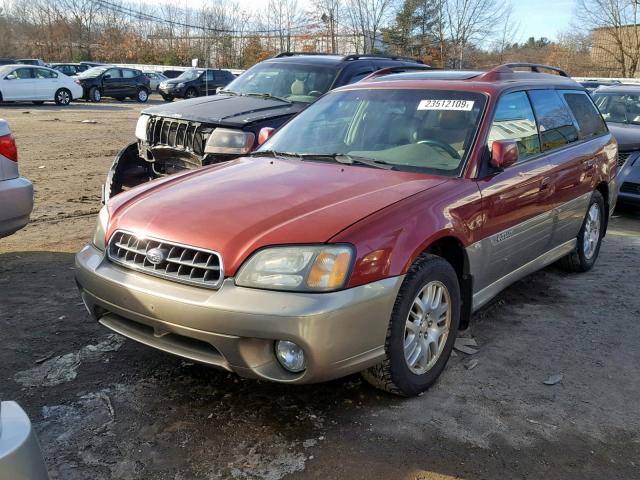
xmin=258 ymin=127 xmax=276 ymax=145
xmin=490 ymin=139 xmax=519 ymax=169
xmin=103 ymin=74 xmax=111 ymax=79
xmin=6 ymin=74 xmax=16 ymax=80
xmin=216 ymin=86 xmax=223 ymax=94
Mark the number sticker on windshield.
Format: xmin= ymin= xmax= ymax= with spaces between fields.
xmin=417 ymin=99 xmax=474 ymax=111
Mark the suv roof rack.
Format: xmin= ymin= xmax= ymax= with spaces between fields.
xmin=274 ymin=52 xmax=423 ymax=64
xmin=479 ymin=63 xmax=570 ymax=80
xmin=275 ymin=52 xmax=338 ymax=58
xmin=362 ymin=65 xmax=433 ymax=81
xmin=342 ymin=54 xmax=423 ymax=64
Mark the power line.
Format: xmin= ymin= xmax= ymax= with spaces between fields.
xmin=94 ymin=0 xmax=321 ymax=35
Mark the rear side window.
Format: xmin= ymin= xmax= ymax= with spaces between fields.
xmin=35 ymin=68 xmax=56 ymax=78
xmin=122 ymin=69 xmax=136 ymax=78
xmin=528 ymin=90 xmax=579 ymax=151
xmin=562 ymin=91 xmax=607 ymax=139
xmin=487 ymin=91 xmax=541 ymax=162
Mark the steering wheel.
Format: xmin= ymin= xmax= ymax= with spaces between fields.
xmin=417 ymin=139 xmax=461 ymax=160
xmin=308 ymin=90 xmax=323 ymax=97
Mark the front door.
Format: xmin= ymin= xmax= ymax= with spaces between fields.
xmin=474 ymin=91 xmax=555 ymax=295
xmin=3 ymin=67 xmax=36 ymax=100
xmin=102 ymin=68 xmax=123 ymax=96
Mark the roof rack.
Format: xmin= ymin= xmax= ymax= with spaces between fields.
xmin=362 ymin=65 xmax=433 ymax=81
xmin=275 ymin=52 xmax=338 ymax=58
xmin=342 ymin=54 xmax=423 ymax=64
xmin=274 ymin=52 xmax=423 ymax=64
xmin=480 ymin=63 xmax=570 ymax=80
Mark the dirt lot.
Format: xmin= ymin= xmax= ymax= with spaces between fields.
xmin=1 ymin=99 xmax=640 ymax=480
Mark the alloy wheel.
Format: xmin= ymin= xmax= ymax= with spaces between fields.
xmin=57 ymin=90 xmax=70 ymax=105
xmin=583 ymin=203 xmax=601 ymax=260
xmin=404 ymin=281 xmax=451 ymax=375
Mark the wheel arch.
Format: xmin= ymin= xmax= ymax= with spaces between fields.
xmin=595 ymin=181 xmax=609 ymax=235
xmin=419 ymin=235 xmax=473 ymax=330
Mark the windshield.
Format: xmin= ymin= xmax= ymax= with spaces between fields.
xmin=222 ymin=62 xmax=338 ymax=103
xmin=78 ymin=66 xmax=109 ymax=79
xmin=593 ymin=92 xmax=640 ymax=125
xmin=175 ymin=69 xmax=204 ymax=82
xmin=259 ymin=89 xmax=486 ymax=176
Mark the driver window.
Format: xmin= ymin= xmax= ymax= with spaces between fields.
xmin=106 ymin=68 xmax=122 ymax=79
xmin=9 ymin=68 xmax=33 ymax=80
xmin=487 ymin=91 xmax=541 ymax=162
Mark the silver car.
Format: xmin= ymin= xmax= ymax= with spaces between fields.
xmin=144 ymin=71 xmax=168 ymax=92
xmin=0 ymin=119 xmax=33 ymax=238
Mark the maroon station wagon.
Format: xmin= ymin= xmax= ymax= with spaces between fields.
xmin=76 ymin=63 xmax=617 ymax=396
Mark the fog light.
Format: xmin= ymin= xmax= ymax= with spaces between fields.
xmin=275 ymin=340 xmax=306 ymax=373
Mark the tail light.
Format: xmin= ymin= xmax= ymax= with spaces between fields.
xmin=0 ymin=133 xmax=18 ymax=162
xmin=75 ymin=79 xmax=81 ymax=85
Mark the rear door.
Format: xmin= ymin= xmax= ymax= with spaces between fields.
xmin=34 ymin=67 xmax=59 ymax=99
xmin=474 ymin=91 xmax=556 ymax=292
xmin=542 ymin=89 xmax=609 ymax=246
xmin=121 ymin=69 xmax=137 ymax=95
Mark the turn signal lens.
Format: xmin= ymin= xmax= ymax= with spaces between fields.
xmin=306 ymin=250 xmax=352 ymax=289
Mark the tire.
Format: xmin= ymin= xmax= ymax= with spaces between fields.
xmin=89 ymin=87 xmax=101 ymax=103
xmin=559 ymin=190 xmax=605 ymax=272
xmin=136 ymin=88 xmax=149 ymax=103
xmin=161 ymin=94 xmax=174 ymax=102
xmin=185 ymin=87 xmax=197 ymax=99
xmin=362 ymin=254 xmax=461 ymax=396
xmin=54 ymin=88 xmax=71 ymax=106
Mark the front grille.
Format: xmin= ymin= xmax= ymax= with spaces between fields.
xmin=146 ymin=116 xmax=208 ymax=156
xmin=617 ymin=152 xmax=632 ymax=168
xmin=107 ymin=231 xmax=223 ymax=289
xmin=620 ymin=182 xmax=640 ymax=195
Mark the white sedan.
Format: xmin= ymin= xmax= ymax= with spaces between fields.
xmin=0 ymin=64 xmax=83 ymax=106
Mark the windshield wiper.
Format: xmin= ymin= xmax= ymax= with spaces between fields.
xmin=218 ymin=89 xmax=238 ymax=96
xmin=250 ymin=150 xmax=301 ymax=159
xmin=245 ymin=92 xmax=292 ymax=104
xmin=298 ymin=153 xmax=396 ymax=170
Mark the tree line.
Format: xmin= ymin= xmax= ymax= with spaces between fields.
xmin=0 ymin=0 xmax=637 ymax=77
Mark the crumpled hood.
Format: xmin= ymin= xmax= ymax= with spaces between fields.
xmin=141 ymin=94 xmax=305 ymax=127
xmin=107 ymin=157 xmax=447 ymax=275
xmin=608 ymin=123 xmax=640 ymax=151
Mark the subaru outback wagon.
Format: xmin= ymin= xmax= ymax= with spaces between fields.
xmin=76 ymin=63 xmax=617 ymax=396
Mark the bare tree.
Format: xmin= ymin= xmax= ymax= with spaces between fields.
xmin=492 ymin=1 xmax=519 ymax=63
xmin=577 ymin=0 xmax=640 ymax=77
xmin=445 ymin=0 xmax=507 ymax=68
xmin=315 ymin=0 xmax=341 ymax=53
xmin=345 ymin=0 xmax=396 ymax=53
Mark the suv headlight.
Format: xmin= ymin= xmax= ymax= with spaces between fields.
xmin=92 ymin=205 xmax=110 ymax=251
xmin=177 ymin=82 xmax=185 ymax=88
xmin=135 ymin=114 xmax=150 ymax=141
xmin=235 ymin=245 xmax=354 ymax=292
xmin=205 ymin=128 xmax=255 ymax=155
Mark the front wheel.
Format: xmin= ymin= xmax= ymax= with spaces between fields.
xmin=185 ymin=87 xmax=197 ymax=99
xmin=560 ymin=190 xmax=605 ymax=272
xmin=362 ymin=254 xmax=460 ymax=396
xmin=136 ymin=88 xmax=148 ymax=103
xmin=161 ymin=94 xmax=174 ymax=102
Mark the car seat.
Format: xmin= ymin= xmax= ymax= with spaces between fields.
xmin=291 ymin=79 xmax=306 ymax=96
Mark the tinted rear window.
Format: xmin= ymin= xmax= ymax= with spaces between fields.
xmin=528 ymin=90 xmax=578 ymax=151
xmin=562 ymin=91 xmax=607 ymax=139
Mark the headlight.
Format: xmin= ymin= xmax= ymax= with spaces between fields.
xmin=159 ymin=81 xmax=166 ymax=88
xmin=135 ymin=114 xmax=149 ymax=141
xmin=205 ymin=128 xmax=255 ymax=155
xmin=177 ymin=82 xmax=185 ymax=88
xmin=92 ymin=205 xmax=110 ymax=251
xmin=235 ymin=245 xmax=353 ymax=292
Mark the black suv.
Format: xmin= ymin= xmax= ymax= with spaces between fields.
xmin=50 ymin=63 xmax=89 ymax=76
xmin=158 ymin=68 xmax=235 ymax=101
xmin=106 ymin=53 xmax=427 ymax=199
xmin=77 ymin=66 xmax=151 ymax=103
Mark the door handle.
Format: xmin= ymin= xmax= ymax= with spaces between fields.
xmin=540 ymin=177 xmax=551 ymax=190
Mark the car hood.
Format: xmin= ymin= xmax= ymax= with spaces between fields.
xmin=107 ymin=157 xmax=448 ymax=275
xmin=141 ymin=94 xmax=305 ymax=127
xmin=607 ymin=123 xmax=640 ymax=151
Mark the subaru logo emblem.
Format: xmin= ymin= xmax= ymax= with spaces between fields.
xmin=146 ymin=248 xmax=167 ymax=265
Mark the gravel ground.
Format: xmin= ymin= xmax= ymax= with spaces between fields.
xmin=1 ymin=100 xmax=639 ymax=480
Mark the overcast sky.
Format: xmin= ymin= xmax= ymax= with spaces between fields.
xmin=181 ymin=0 xmax=576 ymax=43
